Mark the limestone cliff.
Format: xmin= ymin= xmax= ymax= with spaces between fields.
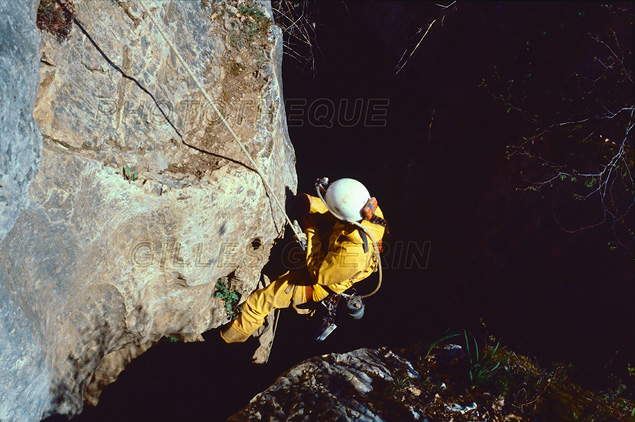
xmin=0 ymin=0 xmax=296 ymax=420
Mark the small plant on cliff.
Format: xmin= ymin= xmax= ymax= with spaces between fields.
xmin=36 ymin=0 xmax=76 ymax=42
xmin=464 ymin=330 xmax=508 ymax=385
xmin=122 ymin=165 xmax=138 ymax=182
xmin=232 ymin=3 xmax=272 ymax=48
xmin=424 ymin=330 xmax=461 ymax=359
xmin=215 ymin=278 xmax=241 ymax=320
xmin=390 ymin=373 xmax=410 ymax=392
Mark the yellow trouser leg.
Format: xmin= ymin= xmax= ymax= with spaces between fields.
xmin=221 ymin=271 xmax=311 ymax=343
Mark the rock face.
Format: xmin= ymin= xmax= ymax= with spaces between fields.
xmin=0 ymin=1 xmax=45 ymax=421
xmin=229 ymin=347 xmax=425 ymax=421
xmin=0 ymin=0 xmax=42 ymax=243
xmin=0 ymin=0 xmax=296 ymax=420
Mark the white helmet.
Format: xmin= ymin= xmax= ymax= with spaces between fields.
xmin=324 ymin=178 xmax=371 ymax=222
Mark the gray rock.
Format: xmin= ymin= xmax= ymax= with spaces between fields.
xmin=232 ymin=342 xmax=635 ymax=421
xmin=0 ymin=0 xmax=296 ymax=420
xmin=0 ymin=0 xmax=42 ymax=243
xmin=229 ymin=348 xmax=424 ymax=422
xmin=0 ymin=1 xmax=46 ymax=421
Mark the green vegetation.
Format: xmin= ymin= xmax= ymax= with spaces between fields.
xmin=215 ymin=278 xmax=241 ymax=320
xmin=389 ymin=333 xmax=635 ymax=421
xmin=122 ymin=165 xmax=138 ymax=182
xmin=464 ymin=330 xmax=508 ymax=385
xmin=36 ymin=0 xmax=76 ymax=42
xmin=231 ymin=4 xmax=272 ymax=49
xmin=424 ymin=330 xmax=460 ymax=358
xmin=205 ymin=1 xmax=272 ymax=49
xmin=421 ymin=329 xmax=508 ymax=385
xmin=390 ymin=373 xmax=410 ymax=391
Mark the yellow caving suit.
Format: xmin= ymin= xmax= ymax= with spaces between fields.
xmin=221 ymin=194 xmax=385 ymax=343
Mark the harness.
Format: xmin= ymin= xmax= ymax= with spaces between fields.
xmin=315 ymin=290 xmax=365 ymax=342
xmin=312 ymin=178 xmax=386 ymax=342
xmin=314 ymin=212 xmax=381 ymax=342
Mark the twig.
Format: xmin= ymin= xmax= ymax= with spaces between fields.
xmin=436 ymin=1 xmax=457 ymax=9
xmin=394 ymin=19 xmax=437 ymax=76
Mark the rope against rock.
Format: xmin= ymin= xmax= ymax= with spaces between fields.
xmin=136 ymin=0 xmax=300 ymax=239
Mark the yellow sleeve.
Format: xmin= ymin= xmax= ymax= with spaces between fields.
xmin=304 ymin=224 xmax=325 ymax=280
xmin=303 ymin=194 xmax=332 ymax=277
xmin=306 ymin=194 xmax=329 ymax=215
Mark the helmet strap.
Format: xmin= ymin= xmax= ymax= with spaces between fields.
xmin=359 ymin=229 xmax=369 ymax=253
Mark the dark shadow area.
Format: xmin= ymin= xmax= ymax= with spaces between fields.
xmin=279 ymin=1 xmax=634 ymax=392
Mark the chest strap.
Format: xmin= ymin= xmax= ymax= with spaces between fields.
xmin=359 ymin=228 xmax=369 ymax=254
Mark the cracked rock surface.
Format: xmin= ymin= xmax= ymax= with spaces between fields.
xmin=228 ymin=348 xmax=424 ymax=422
xmin=0 ymin=1 xmax=295 ymax=420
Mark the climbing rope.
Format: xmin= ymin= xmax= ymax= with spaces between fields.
xmin=136 ymin=0 xmax=303 ymax=243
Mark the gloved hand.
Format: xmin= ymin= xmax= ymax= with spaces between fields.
xmin=286 ymin=192 xmax=311 ymax=222
xmin=303 ymin=211 xmax=336 ymax=238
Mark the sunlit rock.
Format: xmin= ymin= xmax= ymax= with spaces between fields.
xmin=0 ymin=0 xmax=295 ymax=420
